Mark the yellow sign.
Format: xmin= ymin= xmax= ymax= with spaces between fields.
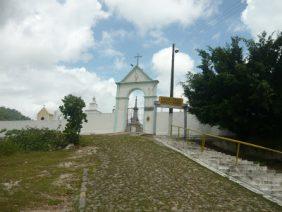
xmin=159 ymin=96 xmax=183 ymax=107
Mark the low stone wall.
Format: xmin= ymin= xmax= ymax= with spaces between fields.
xmin=207 ymin=139 xmax=282 ymax=162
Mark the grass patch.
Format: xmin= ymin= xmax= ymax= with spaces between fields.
xmin=0 ymin=150 xmax=71 ymax=210
xmin=0 ymin=140 xmax=19 ymax=156
xmin=0 ymin=135 xmax=98 ymax=211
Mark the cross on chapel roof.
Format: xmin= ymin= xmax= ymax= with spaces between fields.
xmin=134 ymin=54 xmax=142 ymax=66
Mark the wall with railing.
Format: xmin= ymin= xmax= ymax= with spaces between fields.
xmin=155 ymin=112 xmax=231 ymax=136
xmin=171 ymin=125 xmax=282 ymax=165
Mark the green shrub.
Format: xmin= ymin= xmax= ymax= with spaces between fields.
xmin=59 ymin=94 xmax=87 ymax=144
xmin=0 ymin=140 xmax=19 ymax=156
xmin=64 ymin=130 xmax=80 ymax=145
xmin=4 ymin=128 xmax=68 ymax=152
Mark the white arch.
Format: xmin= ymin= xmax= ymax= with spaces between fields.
xmin=127 ymin=87 xmax=145 ymax=98
xmin=114 ymin=65 xmax=158 ymax=133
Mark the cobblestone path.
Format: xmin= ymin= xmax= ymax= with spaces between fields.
xmin=86 ymin=135 xmax=281 ymax=211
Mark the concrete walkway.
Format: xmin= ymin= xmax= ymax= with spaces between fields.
xmin=155 ymin=136 xmax=282 ymax=206
xmin=85 ymin=135 xmax=281 ymax=211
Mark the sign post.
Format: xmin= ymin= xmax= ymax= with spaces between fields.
xmin=154 ymin=96 xmax=188 ymax=140
xmin=159 ymin=96 xmax=183 ymax=107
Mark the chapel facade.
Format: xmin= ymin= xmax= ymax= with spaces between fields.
xmin=37 ymin=107 xmax=54 ymax=121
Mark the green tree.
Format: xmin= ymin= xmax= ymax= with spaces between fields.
xmin=59 ymin=95 xmax=87 ymax=144
xmin=183 ymin=32 xmax=282 ymax=141
xmin=0 ymin=107 xmax=30 ymax=120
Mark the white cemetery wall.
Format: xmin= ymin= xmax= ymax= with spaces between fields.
xmin=0 ymin=120 xmax=65 ymax=137
xmin=81 ymin=113 xmax=115 ymax=134
xmin=0 ymin=113 xmax=115 ymax=136
xmin=156 ymin=112 xmax=230 ymax=136
xmin=0 ymin=112 xmax=229 ymax=137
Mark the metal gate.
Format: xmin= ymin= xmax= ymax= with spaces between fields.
xmin=127 ymin=107 xmax=144 ymax=125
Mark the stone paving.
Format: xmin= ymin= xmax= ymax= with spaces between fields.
xmin=85 ymin=135 xmax=281 ymax=211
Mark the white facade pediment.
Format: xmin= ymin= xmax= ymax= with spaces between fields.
xmin=120 ymin=66 xmax=154 ymax=83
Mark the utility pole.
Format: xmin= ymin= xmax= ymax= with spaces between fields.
xmin=168 ymin=43 xmax=175 ymax=136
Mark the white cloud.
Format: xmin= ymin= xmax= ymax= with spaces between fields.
xmin=227 ymin=21 xmax=247 ymax=33
xmin=242 ymin=0 xmax=282 ymax=37
xmin=97 ymin=30 xmax=126 ymax=57
xmin=143 ymin=30 xmax=169 ymax=48
xmin=0 ymin=66 xmax=116 ymax=118
xmin=102 ymin=0 xmax=218 ymax=32
xmin=0 ymin=0 xmax=117 ymax=118
xmin=212 ymin=32 xmax=220 ymax=40
xmin=152 ymin=47 xmax=195 ymax=98
xmin=97 ymin=30 xmax=132 ymax=70
xmin=0 ymin=0 xmax=108 ymax=68
xmin=114 ymin=57 xmax=127 ymax=70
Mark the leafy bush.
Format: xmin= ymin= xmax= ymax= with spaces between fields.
xmin=59 ymin=94 xmax=87 ymax=144
xmin=4 ymin=128 xmax=68 ymax=152
xmin=183 ymin=32 xmax=282 ymax=140
xmin=64 ymin=131 xmax=80 ymax=145
xmin=0 ymin=140 xmax=19 ymax=156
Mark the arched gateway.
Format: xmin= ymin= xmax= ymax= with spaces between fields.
xmin=114 ymin=65 xmax=158 ymax=133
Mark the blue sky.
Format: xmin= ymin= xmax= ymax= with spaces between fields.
xmin=0 ymin=0 xmax=281 ymax=118
xmin=70 ymin=1 xmax=236 ymax=80
xmin=82 ymin=0 xmax=249 ymax=81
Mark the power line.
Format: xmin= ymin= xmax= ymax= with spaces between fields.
xmin=189 ymin=2 xmax=243 ymax=36
xmin=185 ymin=1 xmax=246 ymax=49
